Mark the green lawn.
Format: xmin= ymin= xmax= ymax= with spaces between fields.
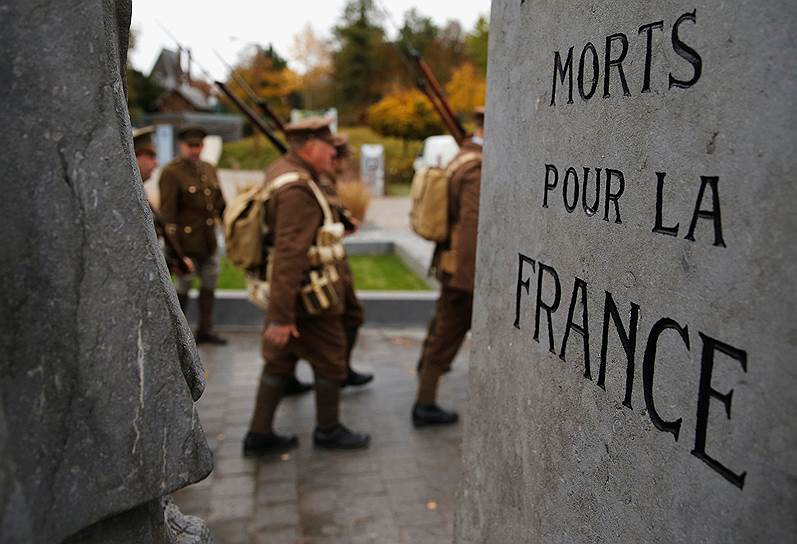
xmin=348 ymin=255 xmax=429 ymax=291
xmin=189 ymin=255 xmax=429 ymax=291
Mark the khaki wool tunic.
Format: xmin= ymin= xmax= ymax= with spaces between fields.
xmin=159 ymin=157 xmax=226 ymax=258
xmin=264 ymin=153 xmax=346 ymax=325
xmin=436 ymin=138 xmax=483 ymax=292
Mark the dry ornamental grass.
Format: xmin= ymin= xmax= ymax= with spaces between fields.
xmin=337 ymin=180 xmax=372 ymax=222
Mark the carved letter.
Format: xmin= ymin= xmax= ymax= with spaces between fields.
xmin=669 ymin=10 xmax=703 ymax=89
xmin=560 ymin=277 xmax=592 ymax=379
xmin=578 ymin=42 xmax=600 ymax=100
xmin=691 ymin=333 xmax=748 ymax=489
xmin=603 ymin=169 xmax=625 ymax=224
xmin=534 ymin=262 xmax=562 ymax=354
xmin=543 ymin=164 xmax=559 ymax=208
xmin=599 ymin=291 xmax=640 ymax=408
xmin=603 ymin=33 xmax=631 ymax=98
xmin=652 ymin=171 xmax=680 ymax=237
xmin=563 ymin=167 xmax=580 ymax=213
xmin=582 ymin=167 xmax=601 ymax=216
xmin=638 ymin=21 xmax=664 ymax=93
xmin=685 ymin=176 xmax=726 ymax=247
xmin=514 ymin=254 xmax=536 ymax=329
xmin=551 ymin=47 xmax=574 ymax=105
xmin=642 ymin=317 xmax=689 ymax=441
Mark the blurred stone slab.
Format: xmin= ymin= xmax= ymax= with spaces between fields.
xmin=0 ymin=1 xmax=212 ymax=542
xmin=458 ymin=1 xmax=797 ymax=543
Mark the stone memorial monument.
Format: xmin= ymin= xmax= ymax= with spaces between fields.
xmin=457 ymin=1 xmax=796 ymax=542
xmin=0 ymin=1 xmax=213 ymax=542
xmin=360 ymin=144 xmax=386 ymax=197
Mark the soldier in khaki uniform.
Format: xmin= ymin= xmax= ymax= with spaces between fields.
xmin=323 ymin=138 xmax=373 ymax=387
xmin=282 ymin=137 xmax=374 ymax=396
xmin=413 ymin=107 xmax=485 ymax=427
xmin=159 ymin=125 xmax=227 ymax=344
xmin=244 ymin=118 xmax=370 ymax=454
xmin=133 ymin=127 xmax=194 ymax=276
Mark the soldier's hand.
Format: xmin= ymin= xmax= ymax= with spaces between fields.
xmin=263 ymin=324 xmax=300 ymax=349
xmin=181 ymin=257 xmax=195 ymax=274
xmin=344 ymin=217 xmax=361 ymax=236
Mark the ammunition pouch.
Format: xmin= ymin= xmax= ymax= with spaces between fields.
xmin=246 ymin=176 xmax=347 ymax=315
xmin=307 ymin=222 xmax=346 ymax=266
xmin=246 ymin=273 xmax=271 ymax=311
xmin=300 ymin=265 xmax=341 ymax=315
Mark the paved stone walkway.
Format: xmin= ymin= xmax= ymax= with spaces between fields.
xmin=175 ymin=328 xmax=468 ymax=544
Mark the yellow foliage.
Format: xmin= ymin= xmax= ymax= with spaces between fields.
xmin=223 ymin=50 xmax=300 ymax=118
xmin=445 ymin=63 xmax=487 ymax=115
xmin=366 ymin=88 xmax=442 ymax=140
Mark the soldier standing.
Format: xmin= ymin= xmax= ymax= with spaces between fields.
xmin=413 ymin=107 xmax=485 ymax=427
xmin=133 ymin=126 xmax=195 ymax=276
xmin=244 ymin=117 xmax=370 ymax=454
xmin=159 ymin=125 xmax=227 ymax=345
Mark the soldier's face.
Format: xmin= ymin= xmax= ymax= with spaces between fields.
xmin=136 ymin=151 xmax=158 ymax=182
xmin=333 ymin=154 xmax=349 ymax=176
xmin=179 ymin=141 xmax=203 ymax=162
xmin=307 ymin=139 xmax=337 ymax=174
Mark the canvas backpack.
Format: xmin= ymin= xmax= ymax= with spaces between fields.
xmin=223 ymin=172 xmax=303 ymax=272
xmin=223 ymin=172 xmax=342 ymax=311
xmin=409 ymin=151 xmax=482 ymax=242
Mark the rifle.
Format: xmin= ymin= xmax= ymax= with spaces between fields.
xmin=155 ymin=23 xmax=288 ymax=155
xmin=409 ymin=51 xmax=467 ymax=145
xmin=214 ymin=50 xmax=287 ymax=135
xmin=214 ymin=79 xmax=288 ymax=154
xmin=372 ymin=3 xmax=467 ymax=144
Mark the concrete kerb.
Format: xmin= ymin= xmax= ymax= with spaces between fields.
xmin=186 ymin=229 xmax=439 ymax=327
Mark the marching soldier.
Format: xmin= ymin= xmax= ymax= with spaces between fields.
xmin=159 ymin=125 xmax=227 ymax=344
xmin=282 ymin=137 xmax=374 ymax=396
xmin=323 ymin=137 xmax=373 ymax=388
xmin=244 ymin=117 xmax=370 ymax=454
xmin=133 ymin=126 xmax=194 ymax=276
xmin=413 ymin=107 xmax=485 ymax=427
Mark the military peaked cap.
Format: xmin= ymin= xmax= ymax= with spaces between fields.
xmin=284 ymin=117 xmax=336 ymax=146
xmin=132 ymin=125 xmax=156 ymax=155
xmin=177 ymin=124 xmax=208 ymax=144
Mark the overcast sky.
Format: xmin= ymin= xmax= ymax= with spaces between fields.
xmin=129 ymin=1 xmax=491 ymax=80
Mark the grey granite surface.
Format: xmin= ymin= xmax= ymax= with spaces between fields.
xmin=457 ymin=1 xmax=797 ymax=542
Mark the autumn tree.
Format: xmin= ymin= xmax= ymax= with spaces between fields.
xmin=332 ymin=0 xmax=386 ymax=123
xmin=367 ymin=88 xmax=442 ymax=148
xmin=465 ymin=15 xmax=490 ymax=76
xmin=290 ymin=24 xmax=335 ymax=110
xmin=125 ymin=28 xmax=163 ymax=123
xmin=224 ymin=44 xmax=300 ymax=121
xmin=445 ymin=63 xmax=486 ymax=115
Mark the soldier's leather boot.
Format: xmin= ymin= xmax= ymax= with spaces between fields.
xmin=313 ymin=424 xmax=371 ymax=450
xmin=244 ymin=375 xmax=295 ymax=456
xmin=313 ymin=378 xmax=370 ymax=450
xmin=195 ymin=288 xmax=227 ymax=345
xmin=341 ymin=325 xmax=373 ymax=387
xmin=283 ymin=375 xmax=313 ymax=396
xmin=412 ymin=403 xmax=459 ymax=427
xmin=342 ymin=367 xmax=373 ymax=388
xmin=243 ymin=431 xmax=298 ymax=456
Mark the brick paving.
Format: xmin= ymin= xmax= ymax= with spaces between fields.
xmin=174 ymin=328 xmax=468 ymax=544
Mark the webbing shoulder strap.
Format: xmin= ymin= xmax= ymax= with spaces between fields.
xmin=446 ymin=151 xmax=482 ymax=221
xmin=445 ymin=151 xmax=482 ymax=177
xmin=269 ymin=172 xmax=334 ymax=225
